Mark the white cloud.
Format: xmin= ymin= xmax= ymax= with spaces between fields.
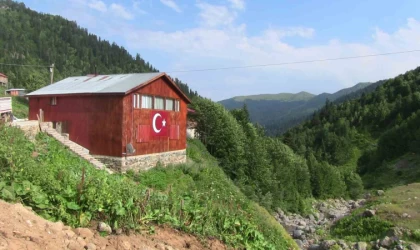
xmin=270 ymin=27 xmax=315 ymax=39
xmin=49 ymin=0 xmax=420 ymax=100
xmin=123 ymin=17 xmax=420 ymax=100
xmin=160 ymin=0 xmax=182 ymax=13
xmin=196 ymin=2 xmax=236 ymax=27
xmin=88 ymin=0 xmax=107 ymax=12
xmin=227 ymin=0 xmax=245 ymax=10
xmin=110 ymin=3 xmax=134 ymax=20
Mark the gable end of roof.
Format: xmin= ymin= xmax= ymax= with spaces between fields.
xmin=125 ymin=73 xmax=191 ymax=104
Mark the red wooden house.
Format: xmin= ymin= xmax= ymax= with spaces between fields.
xmin=26 ymin=73 xmax=191 ymax=171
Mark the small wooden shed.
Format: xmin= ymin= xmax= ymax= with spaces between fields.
xmin=5 ymin=88 xmax=26 ymax=96
xmin=26 ymin=73 xmax=191 ymax=171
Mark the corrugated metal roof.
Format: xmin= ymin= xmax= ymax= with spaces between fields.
xmin=26 ymin=73 xmax=162 ymax=96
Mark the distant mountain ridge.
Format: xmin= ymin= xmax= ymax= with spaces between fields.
xmin=219 ymin=82 xmax=378 ymax=136
xmin=232 ymin=91 xmax=315 ymax=102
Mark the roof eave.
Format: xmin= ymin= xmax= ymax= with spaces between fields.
xmin=25 ymin=92 xmax=126 ymax=98
xmin=124 ymin=73 xmax=192 ymax=104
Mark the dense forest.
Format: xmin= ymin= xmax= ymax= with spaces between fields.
xmin=282 ymin=66 xmax=420 ymax=189
xmin=190 ymin=98 xmax=365 ymax=213
xmin=220 ymin=82 xmax=375 ymax=136
xmin=0 ymin=0 xmax=198 ymax=99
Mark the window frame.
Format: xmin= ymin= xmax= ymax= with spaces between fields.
xmin=140 ymin=94 xmax=153 ymax=109
xmin=174 ymin=99 xmax=180 ymax=112
xmin=165 ymin=98 xmax=174 ymax=111
xmin=133 ymin=94 xmax=137 ymax=108
xmin=50 ymin=97 xmax=57 ymax=106
xmin=153 ymin=96 xmax=165 ymax=110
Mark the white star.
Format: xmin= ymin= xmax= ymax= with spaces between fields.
xmin=162 ymin=119 xmax=166 ymax=127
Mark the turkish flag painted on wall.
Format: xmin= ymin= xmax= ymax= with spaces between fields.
xmin=151 ymin=111 xmax=169 ymax=137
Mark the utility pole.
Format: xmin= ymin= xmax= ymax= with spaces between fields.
xmin=49 ymin=63 xmax=54 ymax=84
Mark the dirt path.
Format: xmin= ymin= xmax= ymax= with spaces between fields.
xmin=0 ymin=200 xmax=226 ymax=250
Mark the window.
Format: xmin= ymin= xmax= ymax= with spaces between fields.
xmin=154 ymin=97 xmax=164 ymax=110
xmin=141 ymin=95 xmax=152 ymax=109
xmin=50 ymin=97 xmax=57 ymax=106
xmin=165 ymin=98 xmax=174 ymax=111
xmin=175 ymin=100 xmax=180 ymax=112
xmin=133 ymin=94 xmax=137 ymax=108
xmin=133 ymin=94 xmax=141 ymax=108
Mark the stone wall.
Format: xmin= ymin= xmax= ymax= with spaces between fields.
xmin=12 ymin=120 xmax=49 ymax=141
xmin=94 ymin=149 xmax=187 ymax=172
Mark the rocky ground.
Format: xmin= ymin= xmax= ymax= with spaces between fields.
xmin=275 ymin=192 xmax=420 ymax=250
xmin=0 ymin=199 xmax=226 ymax=250
xmin=275 ymin=198 xmax=366 ymax=249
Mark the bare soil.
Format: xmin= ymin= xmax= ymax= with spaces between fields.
xmin=0 ymin=199 xmax=226 ymax=250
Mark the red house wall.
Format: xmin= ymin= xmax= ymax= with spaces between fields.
xmin=29 ymin=95 xmax=123 ymax=157
xmin=122 ymin=77 xmax=188 ymax=155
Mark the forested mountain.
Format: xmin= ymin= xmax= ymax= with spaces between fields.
xmin=220 ymin=82 xmax=374 ymax=136
xmin=196 ymin=66 xmax=420 ymax=211
xmin=229 ymin=91 xmax=315 ymax=102
xmin=282 ymin=66 xmax=420 ymax=189
xmin=190 ymin=97 xmax=366 ymax=214
xmin=0 ymin=0 xmax=198 ymax=99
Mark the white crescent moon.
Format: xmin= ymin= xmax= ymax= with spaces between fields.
xmin=152 ymin=113 xmax=162 ymax=133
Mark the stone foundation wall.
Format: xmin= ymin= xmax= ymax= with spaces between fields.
xmin=12 ymin=121 xmax=51 ymax=141
xmin=94 ymin=149 xmax=187 ymax=172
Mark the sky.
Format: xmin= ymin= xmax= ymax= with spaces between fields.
xmin=22 ymin=0 xmax=420 ymax=101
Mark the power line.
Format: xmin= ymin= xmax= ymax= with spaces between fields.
xmin=1 ymin=49 xmax=420 ymax=72
xmin=167 ymin=49 xmax=420 ymax=73
xmin=0 ymin=62 xmax=50 ymax=68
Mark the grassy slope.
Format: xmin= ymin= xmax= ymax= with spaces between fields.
xmin=138 ymin=139 xmax=298 ymax=249
xmin=0 ymin=86 xmax=29 ymax=118
xmin=375 ymin=183 xmax=420 ymax=231
xmin=0 ymin=125 xmax=298 ymax=249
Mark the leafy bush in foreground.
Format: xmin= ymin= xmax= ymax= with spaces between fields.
xmin=331 ymin=209 xmax=393 ymax=242
xmin=0 ymin=125 xmax=295 ymax=249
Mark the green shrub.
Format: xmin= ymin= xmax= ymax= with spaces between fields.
xmin=331 ymin=210 xmax=393 ymax=242
xmin=412 ymin=229 xmax=420 ymax=242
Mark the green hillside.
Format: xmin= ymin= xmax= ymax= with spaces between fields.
xmin=282 ymin=66 xmax=420 ymax=190
xmin=0 ymin=124 xmax=298 ymax=249
xmin=220 ymin=82 xmax=375 ymax=136
xmin=0 ymin=0 xmax=198 ymax=99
